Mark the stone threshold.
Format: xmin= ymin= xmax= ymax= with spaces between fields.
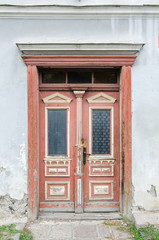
xmin=38 ymin=212 xmax=121 ymax=221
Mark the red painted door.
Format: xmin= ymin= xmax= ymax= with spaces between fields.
xmin=39 ymin=90 xmax=120 ymax=212
xmin=82 ymin=91 xmax=120 ymax=212
xmin=39 ymin=91 xmax=77 ymax=212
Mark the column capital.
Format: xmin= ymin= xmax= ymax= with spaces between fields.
xmin=73 ymin=91 xmax=85 ymax=98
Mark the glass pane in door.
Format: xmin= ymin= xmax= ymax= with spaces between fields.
xmin=48 ymin=109 xmax=67 ymax=155
xmin=92 ymin=109 xmax=110 ymax=154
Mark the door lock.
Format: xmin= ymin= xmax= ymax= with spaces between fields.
xmin=81 ymin=139 xmax=90 ymax=165
xmin=83 ymin=147 xmax=91 ymax=165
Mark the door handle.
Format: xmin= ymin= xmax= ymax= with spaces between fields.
xmin=83 ymin=147 xmax=91 ymax=165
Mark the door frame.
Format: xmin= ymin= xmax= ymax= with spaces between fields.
xmin=23 ymin=56 xmax=135 ymax=220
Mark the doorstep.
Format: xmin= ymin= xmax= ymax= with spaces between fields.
xmin=38 ymin=212 xmax=121 ymax=221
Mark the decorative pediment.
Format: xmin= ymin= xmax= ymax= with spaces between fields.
xmin=87 ymin=93 xmax=116 ymax=104
xmin=43 ymin=92 xmax=72 ymax=103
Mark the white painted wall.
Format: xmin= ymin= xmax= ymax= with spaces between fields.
xmin=0 ymin=4 xmax=159 ymax=213
xmin=0 ymin=35 xmax=27 ymax=200
xmin=132 ymin=19 xmax=159 ymax=211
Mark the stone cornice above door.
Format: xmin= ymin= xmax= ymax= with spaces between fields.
xmin=17 ymin=42 xmax=144 ymax=57
xmin=1 ymin=3 xmax=159 ymax=19
xmin=1 ymin=0 xmax=159 ymax=6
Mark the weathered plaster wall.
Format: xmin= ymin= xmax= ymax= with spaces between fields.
xmin=0 ymin=24 xmax=28 ymax=214
xmin=0 ymin=6 xmax=159 ymax=215
xmin=132 ymin=19 xmax=159 ymax=211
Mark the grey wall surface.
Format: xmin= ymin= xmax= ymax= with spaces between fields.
xmin=0 ymin=13 xmax=159 ymax=214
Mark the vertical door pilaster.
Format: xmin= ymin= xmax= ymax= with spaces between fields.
xmin=121 ymin=66 xmax=132 ymax=217
xmin=73 ymin=91 xmax=85 ymax=213
xmin=27 ymin=65 xmax=39 ymax=220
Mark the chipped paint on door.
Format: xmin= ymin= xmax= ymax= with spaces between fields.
xmin=39 ymin=90 xmax=120 ymax=212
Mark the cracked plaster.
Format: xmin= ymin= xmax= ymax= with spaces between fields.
xmin=0 ymin=194 xmax=27 ymax=216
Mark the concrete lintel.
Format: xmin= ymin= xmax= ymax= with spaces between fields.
xmin=17 ymin=42 xmax=144 ymax=56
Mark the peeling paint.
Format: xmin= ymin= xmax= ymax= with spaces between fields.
xmin=132 ymin=206 xmax=144 ymax=212
xmin=17 ymin=141 xmax=27 ymax=172
xmin=0 ymin=194 xmax=28 ymax=216
xmin=0 ymin=167 xmax=6 ymax=174
xmin=147 ymin=185 xmax=157 ymax=198
xmin=131 ymin=184 xmax=135 ymax=207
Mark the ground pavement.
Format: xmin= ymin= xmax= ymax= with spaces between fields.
xmin=27 ymin=219 xmax=132 ymax=240
xmin=0 ymin=214 xmax=133 ymax=240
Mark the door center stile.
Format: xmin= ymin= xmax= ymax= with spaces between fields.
xmin=73 ymin=90 xmax=85 ymax=213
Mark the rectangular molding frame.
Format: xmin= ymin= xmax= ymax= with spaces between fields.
xmin=89 ymin=180 xmax=114 ymax=200
xmin=25 ymin=55 xmax=133 ymax=220
xmin=45 ymin=162 xmax=70 ymax=177
xmin=89 ymin=163 xmax=114 ymax=177
xmin=89 ymin=106 xmax=114 ymax=158
xmin=45 ymin=106 xmax=70 ymax=158
xmin=45 ymin=181 xmax=70 ymax=201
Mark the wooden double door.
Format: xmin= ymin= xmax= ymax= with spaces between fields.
xmin=39 ymin=90 xmax=120 ymax=212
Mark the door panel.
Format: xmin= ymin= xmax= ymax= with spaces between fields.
xmin=82 ymin=91 xmax=120 ymax=212
xmin=39 ymin=91 xmax=76 ymax=212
